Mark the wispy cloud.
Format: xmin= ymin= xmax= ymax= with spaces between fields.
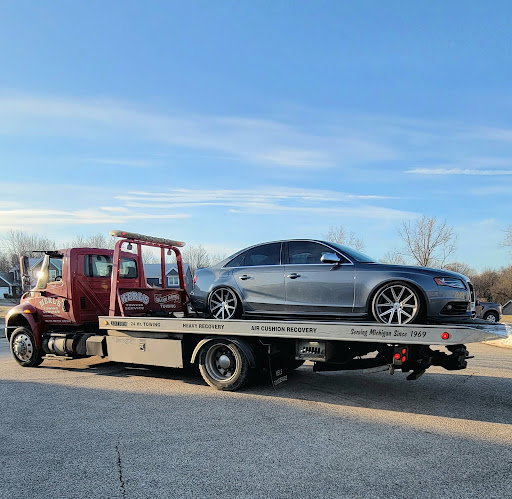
xmin=83 ymin=158 xmax=162 ymax=167
xmin=0 ymin=207 xmax=190 ymax=230
xmin=116 ymin=187 xmax=414 ymax=220
xmin=406 ymin=168 xmax=512 ymax=176
xmin=0 ymin=93 xmax=396 ymax=169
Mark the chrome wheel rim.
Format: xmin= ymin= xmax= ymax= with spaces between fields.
xmin=205 ymin=344 xmax=238 ymax=381
xmin=12 ymin=333 xmax=34 ymax=362
xmin=375 ymin=284 xmax=418 ymax=324
xmin=209 ymin=288 xmax=238 ymax=319
xmin=486 ymin=314 xmax=497 ymax=322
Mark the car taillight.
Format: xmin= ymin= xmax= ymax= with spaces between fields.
xmin=193 ymin=275 xmax=197 ymax=284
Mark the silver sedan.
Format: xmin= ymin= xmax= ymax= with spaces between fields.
xmin=190 ymin=240 xmax=475 ymax=325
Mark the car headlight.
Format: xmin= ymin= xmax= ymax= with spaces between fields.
xmin=434 ymin=277 xmax=466 ymax=289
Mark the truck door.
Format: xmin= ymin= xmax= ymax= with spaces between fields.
xmin=33 ymin=254 xmax=72 ymax=324
xmin=79 ymin=254 xmax=139 ymax=323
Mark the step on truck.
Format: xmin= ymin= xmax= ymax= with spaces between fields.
xmin=4 ymin=230 xmax=509 ymax=391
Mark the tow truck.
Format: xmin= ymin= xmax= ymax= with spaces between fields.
xmin=4 ymin=230 xmax=509 ymax=391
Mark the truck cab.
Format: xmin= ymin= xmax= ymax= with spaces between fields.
xmin=5 ymin=232 xmax=190 ymax=363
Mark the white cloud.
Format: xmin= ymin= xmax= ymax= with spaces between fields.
xmin=406 ymin=168 xmax=512 ymax=176
xmin=0 ymin=207 xmax=190 ymax=231
xmin=115 ymin=187 xmax=414 ymax=220
xmin=0 ymin=93 xmax=396 ymax=169
xmin=83 ymin=158 xmax=162 ymax=167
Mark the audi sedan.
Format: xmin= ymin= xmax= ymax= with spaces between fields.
xmin=190 ymin=239 xmax=475 ymax=324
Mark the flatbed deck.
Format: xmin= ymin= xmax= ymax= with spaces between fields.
xmin=100 ymin=316 xmax=510 ymax=346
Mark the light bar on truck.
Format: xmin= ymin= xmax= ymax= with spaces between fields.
xmin=110 ymin=230 xmax=186 ymax=247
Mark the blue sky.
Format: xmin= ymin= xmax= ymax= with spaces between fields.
xmin=1 ymin=0 xmax=511 ymax=270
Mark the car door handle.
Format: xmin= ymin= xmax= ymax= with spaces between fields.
xmin=286 ymin=273 xmax=301 ymax=279
xmin=239 ymin=275 xmax=250 ymax=280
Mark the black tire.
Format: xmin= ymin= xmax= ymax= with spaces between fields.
xmin=208 ymin=287 xmax=242 ymax=320
xmin=483 ymin=311 xmax=499 ymax=323
xmin=10 ymin=327 xmax=44 ymax=367
xmin=198 ymin=339 xmax=251 ymax=391
xmin=371 ymin=281 xmax=421 ymax=325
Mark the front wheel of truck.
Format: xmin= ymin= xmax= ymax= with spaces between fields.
xmin=10 ymin=327 xmax=44 ymax=367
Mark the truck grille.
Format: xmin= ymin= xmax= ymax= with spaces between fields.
xmin=468 ymin=282 xmax=475 ymax=304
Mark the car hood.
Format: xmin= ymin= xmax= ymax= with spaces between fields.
xmin=360 ymin=263 xmax=470 ymax=281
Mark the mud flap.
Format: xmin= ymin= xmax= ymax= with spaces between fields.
xmin=267 ymin=345 xmax=289 ymax=388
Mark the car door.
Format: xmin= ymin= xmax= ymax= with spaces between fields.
xmin=284 ymin=241 xmax=355 ymax=315
xmin=231 ymin=242 xmax=286 ymax=313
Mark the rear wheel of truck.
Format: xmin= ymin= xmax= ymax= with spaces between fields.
xmin=10 ymin=327 xmax=44 ymax=367
xmin=198 ymin=339 xmax=251 ymax=391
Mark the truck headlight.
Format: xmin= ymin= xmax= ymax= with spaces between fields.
xmin=434 ymin=277 xmax=466 ymax=289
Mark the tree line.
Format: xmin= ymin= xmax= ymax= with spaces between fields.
xmin=0 ymin=230 xmax=223 ymax=277
xmin=325 ymin=216 xmax=512 ymax=305
xmin=1 ymin=220 xmax=512 ymax=304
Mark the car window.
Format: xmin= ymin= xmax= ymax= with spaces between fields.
xmin=224 ymin=252 xmax=245 ymax=268
xmin=288 ymin=241 xmax=347 ymax=265
xmin=227 ymin=243 xmax=282 ymax=267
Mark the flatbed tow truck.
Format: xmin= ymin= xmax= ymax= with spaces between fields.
xmin=5 ymin=231 xmax=509 ymax=391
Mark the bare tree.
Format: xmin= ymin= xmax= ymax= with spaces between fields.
xmin=468 ymin=268 xmax=500 ymax=301
xmin=0 ymin=252 xmax=10 ymax=272
xmin=324 ymin=225 xmax=365 ymax=251
xmin=141 ymin=247 xmax=161 ymax=264
xmin=67 ymin=233 xmax=116 ymax=249
xmin=0 ymin=230 xmax=57 ymax=268
xmin=181 ymin=244 xmax=211 ymax=273
xmin=380 ymin=249 xmax=407 ymax=265
xmin=398 ymin=216 xmax=457 ymax=268
xmin=209 ymin=252 xmax=228 ymax=266
xmin=490 ymin=266 xmax=512 ymax=304
xmin=501 ymin=226 xmax=512 ymax=257
xmin=443 ymin=262 xmax=476 ymax=278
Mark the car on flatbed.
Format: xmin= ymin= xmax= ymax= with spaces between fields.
xmin=191 ymin=239 xmax=476 ymax=325
xmin=4 ymin=230 xmax=506 ymax=392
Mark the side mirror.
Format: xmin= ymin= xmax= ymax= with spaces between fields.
xmin=475 ymin=300 xmax=480 ymax=306
xmin=321 ymin=253 xmax=341 ymax=265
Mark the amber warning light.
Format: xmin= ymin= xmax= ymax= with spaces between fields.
xmin=110 ymin=230 xmax=185 ymax=247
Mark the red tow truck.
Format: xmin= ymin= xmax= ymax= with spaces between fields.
xmin=4 ymin=230 xmax=509 ymax=391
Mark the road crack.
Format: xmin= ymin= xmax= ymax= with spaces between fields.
xmin=116 ymin=440 xmax=127 ymax=499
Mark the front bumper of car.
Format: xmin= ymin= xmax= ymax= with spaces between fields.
xmin=428 ymin=281 xmax=474 ymax=318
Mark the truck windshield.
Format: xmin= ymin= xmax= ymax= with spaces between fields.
xmin=35 ymin=254 xmax=63 ymax=289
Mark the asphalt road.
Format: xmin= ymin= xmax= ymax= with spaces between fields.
xmin=1 ymin=329 xmax=511 ymax=499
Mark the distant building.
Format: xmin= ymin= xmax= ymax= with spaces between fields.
xmin=0 ymin=272 xmax=16 ymax=297
xmin=503 ymin=300 xmax=512 ymax=315
xmin=143 ymin=263 xmax=193 ymax=291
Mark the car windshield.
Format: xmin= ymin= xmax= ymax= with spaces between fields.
xmin=327 ymin=242 xmax=376 ymax=263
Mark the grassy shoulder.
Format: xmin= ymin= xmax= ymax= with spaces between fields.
xmin=0 ymin=299 xmax=19 ymax=319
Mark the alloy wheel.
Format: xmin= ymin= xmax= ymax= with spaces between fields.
xmin=373 ymin=283 xmax=419 ymax=325
xmin=209 ymin=288 xmax=239 ymax=320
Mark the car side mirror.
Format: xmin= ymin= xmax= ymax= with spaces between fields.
xmin=321 ymin=253 xmax=341 ymax=265
xmin=475 ymin=300 xmax=480 ymax=306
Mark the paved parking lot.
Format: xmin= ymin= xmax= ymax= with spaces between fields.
xmin=1 ymin=330 xmax=511 ymax=499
